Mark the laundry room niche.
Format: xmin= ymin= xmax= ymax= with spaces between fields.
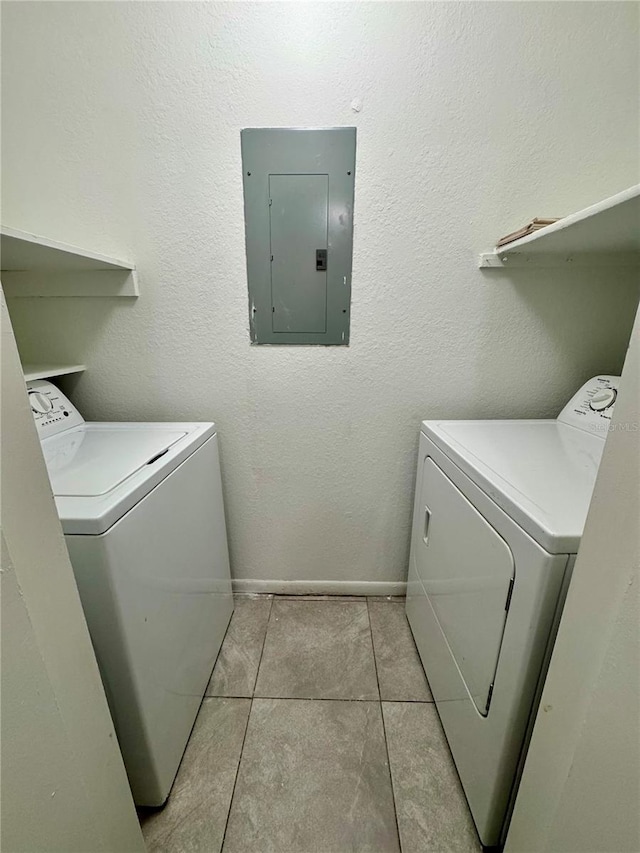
xmin=241 ymin=127 xmax=356 ymax=346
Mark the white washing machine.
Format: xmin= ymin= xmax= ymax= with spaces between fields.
xmin=28 ymin=380 xmax=234 ymax=806
xmin=406 ymin=375 xmax=619 ymax=849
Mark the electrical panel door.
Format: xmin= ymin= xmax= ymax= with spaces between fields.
xmin=241 ymin=127 xmax=356 ymax=345
xmin=269 ymin=173 xmax=328 ymax=334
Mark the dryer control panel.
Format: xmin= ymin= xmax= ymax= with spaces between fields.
xmin=27 ymin=380 xmax=84 ymax=439
xmin=557 ymin=375 xmax=620 ymax=437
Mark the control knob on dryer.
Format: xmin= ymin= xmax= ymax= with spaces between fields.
xmin=589 ymin=388 xmax=616 ymax=412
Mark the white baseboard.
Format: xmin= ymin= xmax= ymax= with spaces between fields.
xmin=231 ymin=578 xmax=407 ymax=597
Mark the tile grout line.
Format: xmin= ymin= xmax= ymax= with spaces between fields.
xmin=208 ymin=694 xmax=435 ymax=705
xmin=156 ymin=597 xmax=240 ymax=818
xmin=403 ymin=605 xmax=437 ymax=704
xmin=238 ymin=696 xmax=398 ymax=705
xmin=250 ymin=594 xmax=274 ymax=696
xmin=366 ymin=597 xmax=404 ymax=853
xmin=219 ymin=594 xmax=274 ymax=853
xmin=203 ymin=597 xmax=237 ymax=700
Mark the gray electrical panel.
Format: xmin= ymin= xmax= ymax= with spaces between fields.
xmin=241 ymin=127 xmax=356 ymax=345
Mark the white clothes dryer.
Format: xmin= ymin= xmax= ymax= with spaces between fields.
xmin=406 ymin=375 xmax=619 ymax=848
xmin=28 ymin=380 xmax=234 ymax=806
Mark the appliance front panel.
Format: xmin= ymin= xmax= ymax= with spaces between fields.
xmin=406 ymin=432 xmax=570 ymax=847
xmin=415 ymin=456 xmax=514 ymax=714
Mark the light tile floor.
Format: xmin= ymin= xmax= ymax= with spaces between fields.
xmin=139 ymin=595 xmax=481 ymax=853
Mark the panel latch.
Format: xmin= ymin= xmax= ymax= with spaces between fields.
xmin=316 ymin=249 xmax=327 ymax=271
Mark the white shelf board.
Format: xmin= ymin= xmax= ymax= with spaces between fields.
xmin=1 ymin=226 xmax=139 ymax=296
xmin=1 ymin=226 xmax=134 ymax=271
xmin=479 ymin=184 xmax=640 ymax=268
xmin=22 ymin=363 xmax=86 ymax=382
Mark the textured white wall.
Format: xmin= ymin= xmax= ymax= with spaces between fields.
xmin=3 ymin=2 xmax=639 ymax=588
xmin=506 ymin=309 xmax=640 ymax=853
xmin=545 ymin=580 xmax=640 ymax=851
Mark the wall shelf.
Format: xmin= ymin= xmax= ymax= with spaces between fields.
xmin=479 ymin=184 xmax=640 ymax=269
xmin=22 ymin=363 xmax=86 ymax=382
xmin=1 ymin=226 xmax=139 ymax=296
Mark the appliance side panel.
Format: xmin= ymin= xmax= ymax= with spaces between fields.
xmin=65 ymin=533 xmax=161 ymax=802
xmin=500 ymin=553 xmax=576 ymax=846
xmin=67 ymin=435 xmax=233 ymax=805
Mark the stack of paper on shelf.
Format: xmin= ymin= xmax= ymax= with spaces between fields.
xmin=496 ymin=218 xmax=559 ymax=248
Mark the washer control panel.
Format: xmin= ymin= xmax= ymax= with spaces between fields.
xmin=557 ymin=375 xmax=620 ymax=437
xmin=27 ymin=380 xmax=84 ymax=438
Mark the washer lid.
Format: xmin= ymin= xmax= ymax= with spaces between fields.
xmin=422 ymin=419 xmax=606 ymax=553
xmin=43 ymin=422 xmax=216 ymax=535
xmin=43 ymin=425 xmax=188 ymax=496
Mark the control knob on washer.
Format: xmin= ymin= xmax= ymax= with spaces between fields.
xmin=29 ymin=391 xmax=54 ymax=415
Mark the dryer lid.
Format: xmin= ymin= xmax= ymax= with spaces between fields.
xmin=43 ymin=425 xmax=188 ymax=496
xmin=422 ymin=419 xmax=605 ymax=553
